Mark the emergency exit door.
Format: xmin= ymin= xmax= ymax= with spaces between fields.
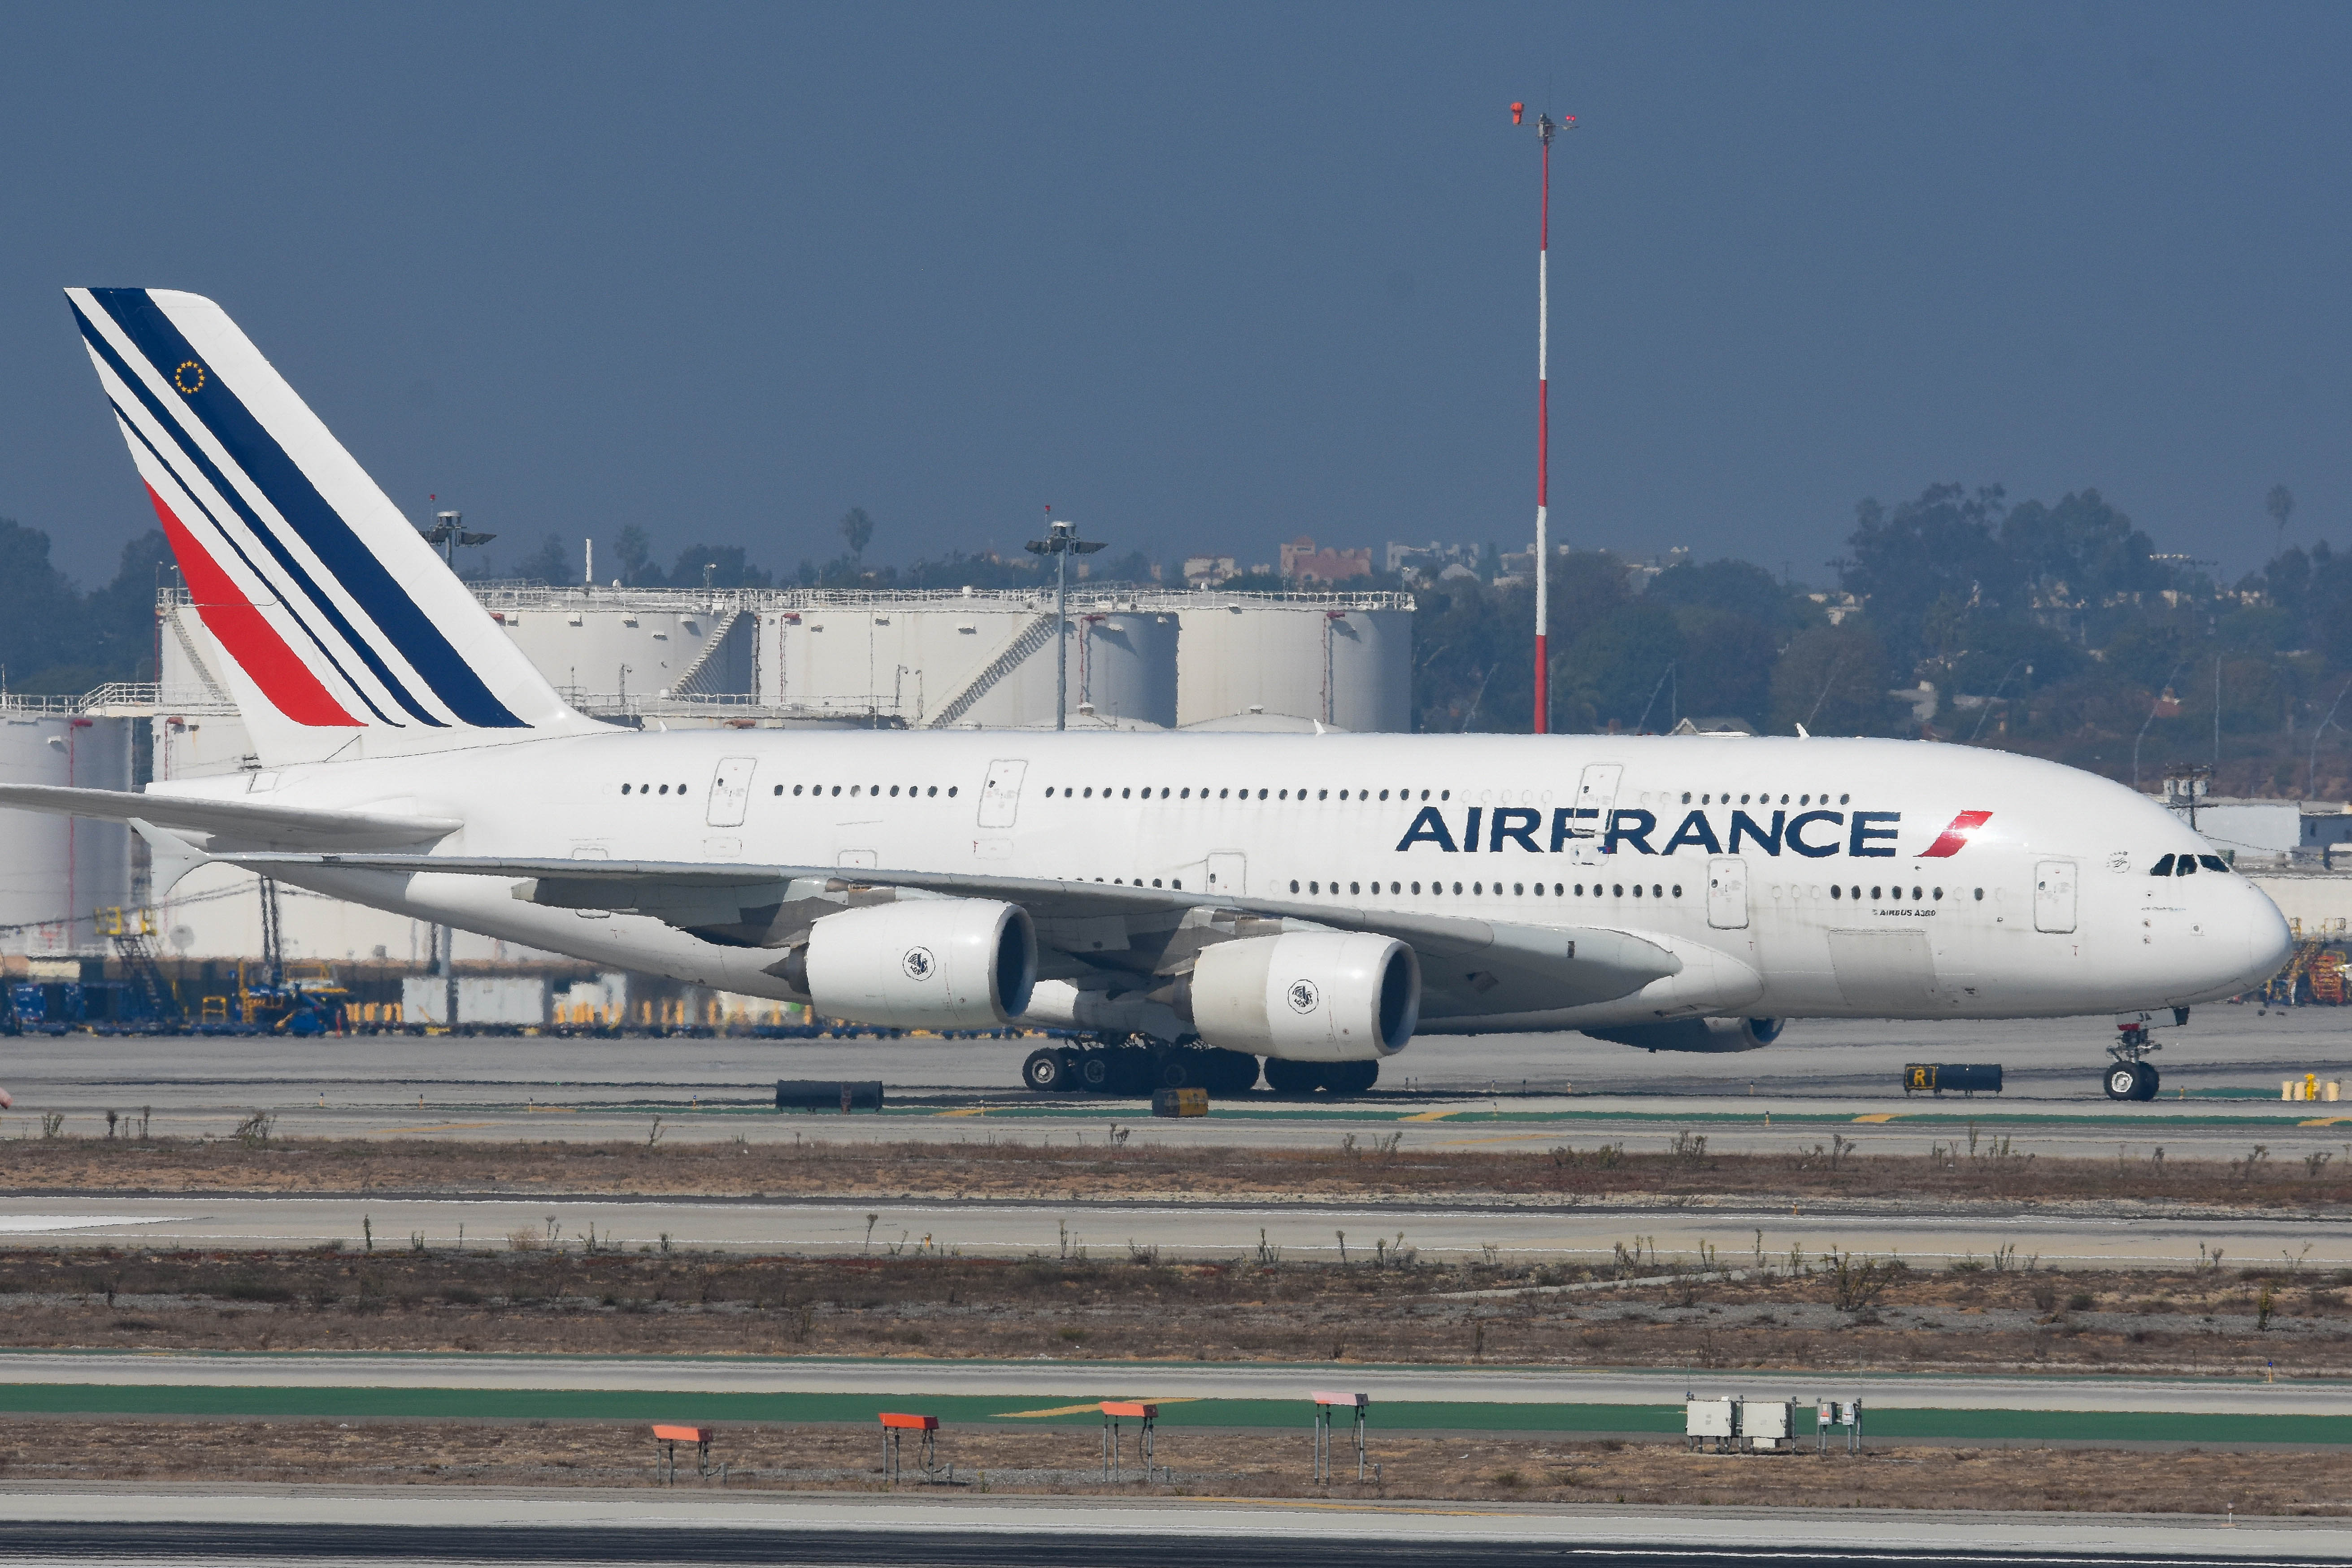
xmin=2034 ymin=859 xmax=2078 ymax=934
xmin=1707 ymin=856 xmax=1749 ymax=929
xmin=977 ymin=759 xmax=1028 ymax=828
xmin=706 ymin=757 xmax=756 ymax=827
xmin=1571 ymin=763 xmax=1623 ymax=865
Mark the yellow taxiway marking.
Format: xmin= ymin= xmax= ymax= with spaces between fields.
xmin=936 ymin=1108 xmax=990 ymax=1118
xmin=994 ymin=1398 xmax=1201 ymax=1419
xmin=1851 ymin=1113 xmax=1900 ymax=1123
xmin=1398 ymin=1110 xmax=1458 ymax=1122
xmin=2300 ymin=1116 xmax=2350 ymax=1127
xmin=373 ymin=1122 xmax=503 ymax=1136
xmin=524 ymin=1105 xmax=579 ymax=1114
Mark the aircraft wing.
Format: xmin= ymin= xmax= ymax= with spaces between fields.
xmin=0 ymin=784 xmax=461 ymax=852
xmin=223 ymin=850 xmax=1682 ymax=1017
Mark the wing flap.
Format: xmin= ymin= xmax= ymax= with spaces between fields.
xmin=226 ymin=850 xmax=1682 ymax=1013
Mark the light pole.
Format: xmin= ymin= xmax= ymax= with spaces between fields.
xmin=1513 ymin=101 xmax=1573 ymax=734
xmin=1023 ymin=509 xmax=1105 ymax=730
xmin=419 ymin=509 xmax=495 ymax=568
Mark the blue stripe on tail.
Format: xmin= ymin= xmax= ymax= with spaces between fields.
xmin=88 ymin=289 xmax=524 ymax=729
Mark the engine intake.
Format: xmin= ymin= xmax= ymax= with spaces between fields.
xmin=1183 ymin=932 xmax=1419 ymax=1062
xmin=782 ymin=898 xmax=1036 ymax=1029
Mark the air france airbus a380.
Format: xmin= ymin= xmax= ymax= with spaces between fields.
xmin=1 ymin=289 xmax=2293 ymax=1102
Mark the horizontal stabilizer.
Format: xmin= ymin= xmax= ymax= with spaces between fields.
xmin=0 ymin=784 xmax=461 ymax=853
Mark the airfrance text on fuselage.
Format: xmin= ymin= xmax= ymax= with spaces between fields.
xmin=1394 ymin=806 xmax=1937 ymax=859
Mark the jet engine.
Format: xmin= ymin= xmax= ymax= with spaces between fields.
xmin=1584 ymin=1016 xmax=1785 ymax=1053
xmin=1181 ymin=932 xmax=1419 ymax=1062
xmin=778 ymin=898 xmax=1036 ymax=1029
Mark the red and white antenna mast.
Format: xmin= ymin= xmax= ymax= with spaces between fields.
xmin=1513 ymin=101 xmax=1572 ymax=734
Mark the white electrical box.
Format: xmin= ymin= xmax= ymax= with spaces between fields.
xmin=1684 ymin=1398 xmax=1737 ymax=1439
xmin=1743 ymin=1399 xmax=1796 ymax=1447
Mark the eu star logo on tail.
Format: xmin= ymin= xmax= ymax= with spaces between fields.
xmin=67 ymin=287 xmax=595 ymax=765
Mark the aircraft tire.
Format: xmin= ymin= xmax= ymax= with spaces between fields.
xmin=1209 ymin=1049 xmax=1262 ymax=1092
xmin=1152 ymin=1051 xmax=1198 ymax=1090
xmin=1021 ymin=1048 xmax=1069 ymax=1094
xmin=1263 ymin=1058 xmax=1321 ymax=1095
xmin=2131 ymin=1062 xmax=2161 ymax=1101
xmin=1319 ymin=1060 xmax=1380 ymax=1096
xmin=1078 ymin=1051 xmax=1114 ymax=1093
xmin=2104 ymin=1064 xmax=2140 ymax=1101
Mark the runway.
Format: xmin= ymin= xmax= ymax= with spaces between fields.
xmin=0 ymin=1188 xmax=2337 ymax=1267
xmin=5 ymin=1013 xmax=2352 ymax=1160
xmin=0 ymin=1485 xmax=2336 ymax=1565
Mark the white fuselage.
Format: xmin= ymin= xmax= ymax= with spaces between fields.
xmin=165 ymin=730 xmax=2291 ymax=1033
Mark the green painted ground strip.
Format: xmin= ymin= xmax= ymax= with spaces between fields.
xmin=1 ymin=1385 xmax=2340 ymax=1445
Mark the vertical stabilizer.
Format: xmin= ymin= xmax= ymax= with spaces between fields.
xmin=66 ymin=287 xmax=594 ymax=765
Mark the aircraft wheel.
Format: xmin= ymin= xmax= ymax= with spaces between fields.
xmin=1211 ymin=1049 xmax=1263 ymax=1092
xmin=1153 ymin=1050 xmax=1198 ymax=1090
xmin=2104 ymin=1064 xmax=2140 ymax=1101
xmin=1078 ymin=1051 xmax=1114 ymax=1093
xmin=1263 ymin=1058 xmax=1321 ymax=1095
xmin=2132 ymin=1062 xmax=2161 ymax=1101
xmin=1022 ymin=1048 xmax=1069 ymax=1094
xmin=1320 ymin=1060 xmax=1379 ymax=1096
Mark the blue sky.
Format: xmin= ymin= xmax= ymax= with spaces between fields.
xmin=2 ymin=2 xmax=2346 ymax=586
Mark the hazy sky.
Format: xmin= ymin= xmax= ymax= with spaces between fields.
xmin=2 ymin=2 xmax=2346 ymax=588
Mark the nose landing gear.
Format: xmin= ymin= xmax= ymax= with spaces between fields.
xmin=2103 ymin=1010 xmax=2183 ymax=1101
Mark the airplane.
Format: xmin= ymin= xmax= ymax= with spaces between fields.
xmin=0 ymin=288 xmax=2294 ymax=1103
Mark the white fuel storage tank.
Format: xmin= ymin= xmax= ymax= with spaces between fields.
xmin=0 ymin=705 xmax=133 ymax=953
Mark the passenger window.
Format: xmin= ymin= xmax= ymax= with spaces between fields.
xmin=2198 ymin=855 xmax=2227 ymax=872
xmin=773 ymin=785 xmax=783 ymax=795
xmin=622 ymin=784 xmax=632 ymax=795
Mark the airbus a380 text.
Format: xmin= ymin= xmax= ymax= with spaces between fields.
xmin=0 ymin=289 xmax=2292 ymax=1103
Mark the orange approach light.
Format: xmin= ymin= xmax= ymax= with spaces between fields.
xmin=1510 ymin=101 xmax=1525 ymax=124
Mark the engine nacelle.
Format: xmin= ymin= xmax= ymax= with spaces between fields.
xmin=1183 ymin=932 xmax=1419 ymax=1062
xmin=785 ymin=898 xmax=1036 ymax=1029
xmin=1584 ymin=1016 xmax=1785 ymax=1053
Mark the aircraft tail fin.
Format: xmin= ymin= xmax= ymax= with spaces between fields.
xmin=65 ymin=287 xmax=595 ymax=765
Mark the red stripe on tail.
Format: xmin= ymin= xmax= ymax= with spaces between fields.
xmin=143 ymin=482 xmax=359 ymax=727
xmin=1920 ymin=809 xmax=1993 ymax=858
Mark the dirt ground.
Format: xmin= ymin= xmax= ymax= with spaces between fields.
xmin=0 ymin=1419 xmax=2341 ymax=1516
xmin=2 ymin=1246 xmax=2342 ymax=1377
xmin=2 ymin=1129 xmax=2349 ymax=1211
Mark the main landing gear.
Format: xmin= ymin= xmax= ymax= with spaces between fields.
xmin=1018 ymin=1038 xmax=1383 ymax=1098
xmin=2102 ymin=1009 xmax=2187 ymax=1101
xmin=1021 ymin=1039 xmax=1262 ymax=1096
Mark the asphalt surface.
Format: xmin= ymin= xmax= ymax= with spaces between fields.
xmin=0 ymin=1186 xmax=2338 ymax=1267
xmin=0 ymin=1351 xmax=2326 ymax=1419
xmin=0 ymin=1486 xmax=2337 ymax=1565
xmin=4 ymin=1013 xmax=2352 ymax=1158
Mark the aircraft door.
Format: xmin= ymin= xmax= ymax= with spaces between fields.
xmin=2034 ymin=859 xmax=2078 ymax=934
xmin=707 ymin=757 xmax=756 ymax=827
xmin=977 ymin=759 xmax=1028 ymax=828
xmin=1706 ymin=856 xmax=1749 ymax=929
xmin=1207 ymin=851 xmax=1247 ymax=896
xmin=1571 ymin=763 xmax=1623 ymax=865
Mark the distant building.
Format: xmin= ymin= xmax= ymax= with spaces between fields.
xmin=1182 ymin=554 xmax=1238 ymax=587
xmin=1278 ymin=536 xmax=1373 ymax=584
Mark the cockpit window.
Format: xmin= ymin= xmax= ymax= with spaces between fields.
xmin=2148 ymin=854 xmax=2175 ymax=876
xmin=2176 ymin=855 xmax=2199 ymax=876
xmin=2198 ymin=854 xmax=2228 ymax=873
